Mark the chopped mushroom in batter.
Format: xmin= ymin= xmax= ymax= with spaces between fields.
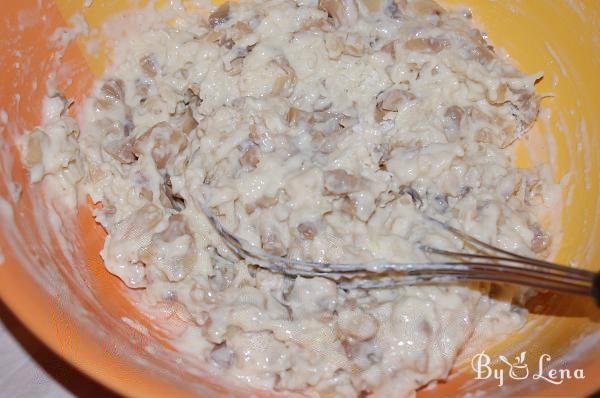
xmin=20 ymin=0 xmax=560 ymax=396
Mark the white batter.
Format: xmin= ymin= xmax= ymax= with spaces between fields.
xmin=20 ymin=0 xmax=559 ymax=396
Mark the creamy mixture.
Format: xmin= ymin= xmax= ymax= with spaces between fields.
xmin=20 ymin=0 xmax=559 ymax=396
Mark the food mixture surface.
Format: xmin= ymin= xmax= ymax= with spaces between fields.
xmin=21 ymin=0 xmax=558 ymax=396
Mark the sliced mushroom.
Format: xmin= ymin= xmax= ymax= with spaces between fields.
xmin=104 ymin=137 xmax=136 ymax=164
xmin=386 ymin=0 xmax=408 ymax=18
xmin=297 ymin=222 xmax=318 ymax=240
xmin=408 ymin=0 xmax=446 ymax=17
xmin=469 ymin=42 xmax=495 ymax=65
xmin=162 ymin=175 xmax=185 ymax=211
xmin=398 ymin=185 xmax=423 ymax=208
xmin=339 ymin=115 xmax=358 ymax=129
xmin=323 ymin=169 xmax=362 ymax=195
xmin=375 ymin=89 xmax=416 ymax=122
xmin=135 ymin=79 xmax=151 ymax=100
xmin=379 ymin=89 xmax=416 ymax=112
xmin=178 ymin=107 xmax=198 ymax=135
xmin=239 ymin=145 xmax=261 ymax=169
xmin=443 ymin=105 xmax=464 ymax=141
xmin=234 ymin=21 xmax=252 ymax=35
xmin=224 ymin=57 xmax=244 ymax=76
xmin=340 ymin=194 xmax=376 ymax=222
xmin=524 ymin=179 xmax=544 ymax=206
xmin=256 ymin=195 xmax=278 ymax=209
xmin=209 ymin=2 xmax=231 ymax=27
xmin=462 ymin=28 xmax=496 ymax=64
xmin=342 ymin=33 xmax=364 ymax=57
xmin=475 ymin=127 xmax=495 ymax=144
xmin=488 ymin=82 xmax=508 ymax=105
xmin=298 ymin=15 xmax=331 ymax=32
xmin=261 ymin=231 xmax=287 ymax=256
xmin=380 ymin=40 xmax=396 ymax=58
xmin=530 ymin=224 xmax=551 ymax=254
xmin=325 ymin=33 xmax=344 ymax=59
xmin=139 ymin=54 xmax=159 ymax=77
xmin=404 ymin=37 xmax=449 ymax=53
xmin=286 ymin=107 xmax=312 ymax=126
xmin=362 ymin=0 xmax=384 ymax=12
xmin=514 ymin=92 xmax=540 ymax=133
xmin=271 ymin=57 xmax=297 ymax=97
xmin=318 ymin=0 xmax=358 ymax=27
xmin=133 ymin=122 xmax=187 ymax=169
xmin=97 ymin=79 xmax=125 ymax=109
xmin=337 ymin=309 xmax=379 ymax=341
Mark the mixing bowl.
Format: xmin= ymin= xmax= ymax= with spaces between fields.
xmin=0 ymin=0 xmax=598 ymax=396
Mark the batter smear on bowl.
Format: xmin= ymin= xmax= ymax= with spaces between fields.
xmin=21 ymin=0 xmax=559 ymax=396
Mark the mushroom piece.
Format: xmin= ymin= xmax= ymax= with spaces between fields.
xmin=524 ymin=179 xmax=544 ymax=206
xmin=340 ymin=193 xmax=376 ymax=222
xmin=530 ymin=225 xmax=551 ymax=254
xmin=271 ymin=57 xmax=297 ymax=97
xmin=488 ymin=82 xmax=508 ymax=105
xmin=380 ymin=40 xmax=396 ymax=58
xmin=256 ymin=195 xmax=278 ymax=209
xmin=104 ymin=137 xmax=136 ymax=164
xmin=139 ymin=54 xmax=159 ymax=77
xmin=286 ymin=107 xmax=312 ymax=126
xmin=161 ymin=175 xmax=185 ymax=211
xmin=379 ymin=89 xmax=416 ymax=111
xmin=375 ymin=89 xmax=416 ymax=122
xmin=443 ymin=105 xmax=464 ymax=141
xmin=337 ymin=309 xmax=379 ymax=341
xmin=261 ymin=231 xmax=287 ymax=257
xmin=239 ymin=145 xmax=261 ymax=169
xmin=133 ymin=122 xmax=187 ymax=169
xmin=323 ymin=169 xmax=362 ymax=195
xmin=209 ymin=2 xmax=231 ymax=27
xmin=408 ymin=0 xmax=446 ymax=17
xmin=234 ymin=21 xmax=252 ymax=35
xmin=514 ymin=92 xmax=540 ymax=134
xmin=177 ymin=107 xmax=199 ymax=135
xmin=223 ymin=44 xmax=255 ymax=75
xmin=135 ymin=79 xmax=151 ymax=101
xmin=386 ymin=0 xmax=408 ymax=18
xmin=404 ymin=37 xmax=449 ymax=53
xmin=464 ymin=28 xmax=496 ymax=65
xmin=318 ymin=0 xmax=359 ymax=27
xmin=224 ymin=57 xmax=244 ymax=76
xmin=398 ymin=185 xmax=423 ymax=208
xmin=342 ymin=33 xmax=364 ymax=57
xmin=245 ymin=194 xmax=279 ymax=214
xmin=97 ymin=79 xmax=125 ymax=109
xmin=297 ymin=222 xmax=318 ymax=240
xmin=469 ymin=42 xmax=495 ymax=65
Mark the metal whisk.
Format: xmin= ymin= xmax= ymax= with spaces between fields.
xmin=197 ymin=200 xmax=600 ymax=305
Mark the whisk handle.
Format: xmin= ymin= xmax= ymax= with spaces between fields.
xmin=593 ymin=273 xmax=600 ymax=307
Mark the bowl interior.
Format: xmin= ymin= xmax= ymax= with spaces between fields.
xmin=0 ymin=0 xmax=599 ymax=396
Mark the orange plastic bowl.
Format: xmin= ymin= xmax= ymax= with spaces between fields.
xmin=0 ymin=1 xmax=599 ymax=397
